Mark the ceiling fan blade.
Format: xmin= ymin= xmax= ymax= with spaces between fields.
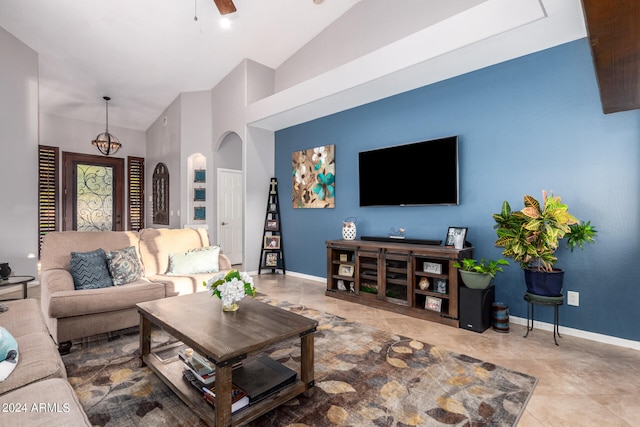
xmin=213 ymin=0 xmax=236 ymax=15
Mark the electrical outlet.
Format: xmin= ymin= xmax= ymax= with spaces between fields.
xmin=567 ymin=291 xmax=579 ymax=306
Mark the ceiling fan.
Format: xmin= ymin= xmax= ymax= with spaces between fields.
xmin=213 ymin=0 xmax=236 ymax=15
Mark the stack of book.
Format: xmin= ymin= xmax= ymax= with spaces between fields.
xmin=179 ymin=350 xmax=297 ymax=413
xmin=182 ymin=369 xmax=249 ymax=413
xmin=178 ymin=348 xmax=216 ymax=385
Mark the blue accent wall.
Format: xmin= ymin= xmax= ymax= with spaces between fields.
xmin=275 ymin=39 xmax=640 ymax=342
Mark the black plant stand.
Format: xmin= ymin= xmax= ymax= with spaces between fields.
xmin=523 ymin=292 xmax=564 ymax=345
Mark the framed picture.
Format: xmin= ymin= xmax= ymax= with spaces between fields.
xmin=434 ymin=278 xmax=447 ymax=294
xmin=264 ymin=235 xmax=281 ymax=249
xmin=265 ymin=252 xmax=279 ymax=267
xmin=423 ymin=262 xmax=442 ymax=274
xmin=194 ymin=206 xmax=206 ymax=220
xmin=426 ymin=296 xmax=442 ymax=312
xmin=292 ymin=144 xmax=335 ymax=209
xmin=445 ymin=227 xmax=468 ymax=247
xmin=265 ymin=219 xmax=279 ymax=231
xmin=339 ymin=253 xmax=348 ymax=262
xmin=194 ymin=188 xmax=206 ymax=201
xmin=338 ymin=264 xmax=354 ymax=277
xmin=194 ymin=169 xmax=206 ymax=183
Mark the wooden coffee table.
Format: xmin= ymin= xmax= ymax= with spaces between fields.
xmin=137 ymin=292 xmax=318 ymax=426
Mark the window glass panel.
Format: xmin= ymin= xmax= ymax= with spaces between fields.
xmin=76 ymin=164 xmax=113 ymax=231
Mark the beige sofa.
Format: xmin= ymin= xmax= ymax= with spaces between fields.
xmin=40 ymin=228 xmax=231 ymax=347
xmin=0 ymin=298 xmax=91 ymax=425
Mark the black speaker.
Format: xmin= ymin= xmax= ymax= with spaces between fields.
xmin=459 ymin=285 xmax=495 ymax=333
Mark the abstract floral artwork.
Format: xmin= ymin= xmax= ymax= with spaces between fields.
xmin=292 ymin=144 xmax=335 ymax=208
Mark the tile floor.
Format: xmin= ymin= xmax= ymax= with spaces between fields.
xmin=5 ymin=275 xmax=639 ymax=426
xmin=252 ymin=274 xmax=640 ymax=427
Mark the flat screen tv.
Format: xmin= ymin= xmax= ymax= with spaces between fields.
xmin=359 ymin=136 xmax=459 ymax=206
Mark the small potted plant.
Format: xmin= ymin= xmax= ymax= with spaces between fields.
xmin=492 ymin=190 xmax=597 ymax=296
xmin=453 ymin=258 xmax=510 ymax=289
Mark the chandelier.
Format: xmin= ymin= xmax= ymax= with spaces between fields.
xmin=92 ymin=96 xmax=121 ymax=155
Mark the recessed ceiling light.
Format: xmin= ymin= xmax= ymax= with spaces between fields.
xmin=220 ymin=17 xmax=231 ymax=28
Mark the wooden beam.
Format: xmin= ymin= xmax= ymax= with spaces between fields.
xmin=213 ymin=0 xmax=236 ymax=15
xmin=582 ymin=0 xmax=640 ymax=114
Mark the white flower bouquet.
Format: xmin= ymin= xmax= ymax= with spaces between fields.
xmin=203 ymin=270 xmax=256 ymax=310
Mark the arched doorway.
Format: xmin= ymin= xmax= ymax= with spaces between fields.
xmin=215 ymin=132 xmax=243 ymax=265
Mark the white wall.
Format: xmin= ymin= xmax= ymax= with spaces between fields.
xmin=0 ymin=27 xmax=39 ymax=277
xmin=40 ymin=114 xmax=146 ymax=158
xmin=180 ymin=91 xmax=212 ymax=230
xmin=145 ymin=95 xmax=182 ymax=228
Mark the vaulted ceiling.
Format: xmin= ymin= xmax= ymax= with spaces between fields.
xmin=0 ymin=0 xmax=588 ymax=132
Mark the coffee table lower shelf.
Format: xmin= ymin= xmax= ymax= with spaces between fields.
xmin=143 ymin=354 xmax=308 ymax=426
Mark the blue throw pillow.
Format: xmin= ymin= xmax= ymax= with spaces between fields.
xmin=70 ymin=248 xmax=114 ymax=290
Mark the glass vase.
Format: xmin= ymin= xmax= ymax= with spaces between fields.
xmin=222 ymin=302 xmax=239 ymax=312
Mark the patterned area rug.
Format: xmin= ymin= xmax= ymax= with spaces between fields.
xmin=62 ymin=299 xmax=537 ymax=426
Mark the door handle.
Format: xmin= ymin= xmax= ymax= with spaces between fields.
xmin=221 ymin=222 xmax=228 ymax=225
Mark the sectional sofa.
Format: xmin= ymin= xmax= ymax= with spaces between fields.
xmin=0 ymin=298 xmax=91 ymax=425
xmin=40 ymin=227 xmax=231 ymax=350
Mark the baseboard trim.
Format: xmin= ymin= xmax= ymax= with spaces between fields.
xmin=509 ymin=316 xmax=640 ymax=350
xmin=273 ymin=270 xmax=640 ymax=351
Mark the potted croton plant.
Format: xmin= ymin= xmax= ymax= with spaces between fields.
xmin=453 ymin=258 xmax=509 ymax=289
xmin=492 ymin=190 xmax=597 ymax=296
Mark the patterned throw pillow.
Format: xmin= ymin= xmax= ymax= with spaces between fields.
xmin=0 ymin=326 xmax=19 ymax=381
xmin=105 ymin=246 xmax=144 ymax=286
xmin=69 ymin=248 xmax=114 ymax=290
xmin=166 ymin=246 xmax=220 ymax=276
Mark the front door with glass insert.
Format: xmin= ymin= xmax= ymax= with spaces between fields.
xmin=63 ymin=152 xmax=124 ymax=231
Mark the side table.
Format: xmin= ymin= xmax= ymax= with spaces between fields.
xmin=0 ymin=275 xmax=36 ymax=300
xmin=523 ymin=292 xmax=564 ymax=346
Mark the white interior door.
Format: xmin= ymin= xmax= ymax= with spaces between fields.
xmin=217 ymin=169 xmax=243 ymax=265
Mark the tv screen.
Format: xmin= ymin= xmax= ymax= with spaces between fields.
xmin=359 ymin=136 xmax=459 ymax=206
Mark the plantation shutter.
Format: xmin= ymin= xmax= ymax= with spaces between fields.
xmin=128 ymin=156 xmax=145 ymax=231
xmin=38 ymin=145 xmax=59 ymax=256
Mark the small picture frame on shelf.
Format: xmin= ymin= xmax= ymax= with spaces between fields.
xmin=265 ymin=252 xmax=279 ymax=267
xmin=269 ymin=203 xmax=277 ymax=213
xmin=265 ymin=219 xmax=279 ymax=231
xmin=418 ymin=276 xmax=430 ymax=290
xmin=339 ymin=253 xmax=348 ymax=262
xmin=194 ymin=169 xmax=206 ymax=183
xmin=194 ymin=206 xmax=206 ymax=220
xmin=264 ymin=236 xmax=280 ymax=249
xmin=445 ymin=226 xmax=468 ymax=247
xmin=434 ymin=278 xmax=447 ymax=294
xmin=338 ymin=264 xmax=354 ymax=277
xmin=426 ymin=296 xmax=442 ymax=312
xmin=194 ymin=188 xmax=206 ymax=201
xmin=423 ymin=262 xmax=442 ymax=274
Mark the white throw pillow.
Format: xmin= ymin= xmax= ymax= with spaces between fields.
xmin=167 ymin=246 xmax=220 ymax=275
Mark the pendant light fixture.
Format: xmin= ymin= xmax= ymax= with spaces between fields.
xmin=92 ymin=96 xmax=121 ymax=156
